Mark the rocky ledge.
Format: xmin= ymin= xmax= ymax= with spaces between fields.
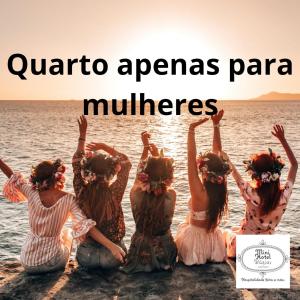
xmin=0 ymin=248 xmax=299 ymax=300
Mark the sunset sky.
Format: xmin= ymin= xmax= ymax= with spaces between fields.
xmin=0 ymin=0 xmax=299 ymax=100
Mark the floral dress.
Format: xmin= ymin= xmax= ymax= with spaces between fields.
xmin=225 ymin=179 xmax=293 ymax=257
xmin=122 ymin=187 xmax=177 ymax=273
xmin=2 ymin=173 xmax=96 ymax=267
xmin=72 ymin=151 xmax=131 ymax=243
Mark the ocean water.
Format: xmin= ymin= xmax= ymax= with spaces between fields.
xmin=0 ymin=100 xmax=299 ymax=260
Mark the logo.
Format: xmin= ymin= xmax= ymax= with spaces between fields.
xmin=236 ymin=235 xmax=290 ymax=288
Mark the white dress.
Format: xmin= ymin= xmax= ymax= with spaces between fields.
xmin=175 ymin=201 xmax=226 ymax=265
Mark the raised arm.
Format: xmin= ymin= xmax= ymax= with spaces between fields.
xmin=0 ymin=158 xmax=13 ymax=178
xmin=72 ymin=115 xmax=88 ymax=196
xmin=74 ymin=115 xmax=87 ymax=156
xmin=188 ymin=118 xmax=209 ymax=197
xmin=86 ymin=142 xmax=132 ymax=201
xmin=137 ymin=131 xmax=160 ymax=160
xmin=86 ymin=132 xmax=158 ymax=161
xmin=211 ymin=109 xmax=224 ymax=154
xmin=140 ymin=131 xmax=151 ymax=160
xmin=1 ymin=159 xmax=29 ymax=203
xmin=272 ymin=125 xmax=298 ymax=184
xmin=86 ymin=142 xmax=127 ymax=159
xmin=220 ymin=151 xmax=245 ymax=189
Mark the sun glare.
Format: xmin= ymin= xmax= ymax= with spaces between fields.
xmin=108 ymin=26 xmax=229 ymax=99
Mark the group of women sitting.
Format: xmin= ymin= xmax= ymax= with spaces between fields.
xmin=0 ymin=110 xmax=297 ymax=274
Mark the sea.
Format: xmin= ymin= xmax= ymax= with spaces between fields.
xmin=0 ymin=100 xmax=299 ymax=260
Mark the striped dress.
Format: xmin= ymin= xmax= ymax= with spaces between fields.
xmin=3 ymin=172 xmax=96 ymax=267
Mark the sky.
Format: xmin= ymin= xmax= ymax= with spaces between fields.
xmin=0 ymin=0 xmax=299 ymax=100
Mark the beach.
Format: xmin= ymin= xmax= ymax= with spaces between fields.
xmin=0 ymin=100 xmax=299 ymax=261
xmin=0 ymin=247 xmax=299 ymax=299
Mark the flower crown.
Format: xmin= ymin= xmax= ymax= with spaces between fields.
xmin=243 ymin=148 xmax=284 ymax=184
xmin=80 ymin=151 xmax=121 ymax=184
xmin=137 ymin=149 xmax=174 ymax=196
xmin=196 ymin=152 xmax=231 ymax=184
xmin=30 ymin=159 xmax=66 ymax=191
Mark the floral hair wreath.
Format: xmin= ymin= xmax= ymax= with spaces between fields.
xmin=30 ymin=159 xmax=66 ymax=191
xmin=137 ymin=149 xmax=175 ymax=196
xmin=80 ymin=151 xmax=121 ymax=184
xmin=196 ymin=152 xmax=231 ymax=184
xmin=243 ymin=148 xmax=284 ymax=184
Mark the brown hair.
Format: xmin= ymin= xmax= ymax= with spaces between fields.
xmin=30 ymin=159 xmax=64 ymax=191
xmin=252 ymin=153 xmax=282 ymax=215
xmin=135 ymin=156 xmax=174 ymax=235
xmin=135 ymin=192 xmax=167 ymax=236
xmin=201 ymin=153 xmax=228 ymax=232
xmin=143 ymin=156 xmax=174 ymax=194
xmin=77 ymin=154 xmax=118 ymax=226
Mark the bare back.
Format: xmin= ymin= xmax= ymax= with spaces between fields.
xmin=190 ymin=183 xmax=209 ymax=228
xmin=38 ymin=189 xmax=68 ymax=208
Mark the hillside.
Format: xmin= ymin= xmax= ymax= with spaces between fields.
xmin=252 ymin=92 xmax=300 ymax=101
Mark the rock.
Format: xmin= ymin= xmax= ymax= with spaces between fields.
xmin=0 ymin=249 xmax=299 ymax=299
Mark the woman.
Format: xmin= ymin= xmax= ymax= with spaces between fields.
xmin=123 ymin=131 xmax=177 ymax=273
xmin=0 ymin=157 xmax=115 ymax=274
xmin=73 ymin=116 xmax=131 ymax=268
xmin=224 ymin=124 xmax=298 ymax=257
xmin=175 ymin=110 xmax=231 ymax=265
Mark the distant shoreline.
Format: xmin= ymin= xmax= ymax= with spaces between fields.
xmin=1 ymin=91 xmax=300 ymax=102
xmin=0 ymin=99 xmax=300 ymax=102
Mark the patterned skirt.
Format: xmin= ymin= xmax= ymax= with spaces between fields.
xmin=122 ymin=230 xmax=177 ymax=273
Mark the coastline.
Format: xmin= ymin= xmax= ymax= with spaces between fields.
xmin=0 ymin=247 xmax=299 ymax=299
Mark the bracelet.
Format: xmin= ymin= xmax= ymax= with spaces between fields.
xmin=79 ymin=137 xmax=86 ymax=141
xmin=143 ymin=144 xmax=150 ymax=148
xmin=213 ymin=124 xmax=220 ymax=128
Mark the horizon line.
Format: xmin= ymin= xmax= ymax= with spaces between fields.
xmin=1 ymin=91 xmax=300 ymax=102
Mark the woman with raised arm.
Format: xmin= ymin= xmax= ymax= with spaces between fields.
xmin=0 ymin=154 xmax=116 ymax=274
xmin=122 ymin=131 xmax=177 ymax=273
xmin=73 ymin=116 xmax=131 ymax=269
xmin=175 ymin=110 xmax=231 ymax=265
xmin=224 ymin=124 xmax=298 ymax=257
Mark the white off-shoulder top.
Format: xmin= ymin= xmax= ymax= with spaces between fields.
xmin=3 ymin=173 xmax=96 ymax=267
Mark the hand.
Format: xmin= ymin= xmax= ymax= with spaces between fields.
xmin=189 ymin=118 xmax=209 ymax=130
xmin=86 ymin=142 xmax=104 ymax=152
xmin=141 ymin=131 xmax=151 ymax=146
xmin=149 ymin=143 xmax=159 ymax=156
xmin=77 ymin=115 xmax=87 ymax=139
xmin=219 ymin=150 xmax=230 ymax=162
xmin=272 ymin=124 xmax=285 ymax=142
xmin=109 ymin=243 xmax=126 ymax=264
xmin=211 ymin=109 xmax=224 ymax=125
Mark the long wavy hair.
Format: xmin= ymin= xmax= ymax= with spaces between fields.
xmin=135 ymin=157 xmax=174 ymax=236
xmin=77 ymin=153 xmax=119 ymax=226
xmin=251 ymin=153 xmax=283 ymax=215
xmin=199 ymin=152 xmax=229 ymax=232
